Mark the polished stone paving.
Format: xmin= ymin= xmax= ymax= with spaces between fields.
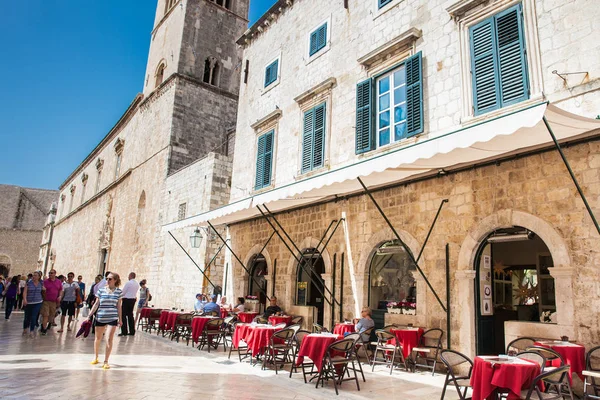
xmin=0 ymin=311 xmax=460 ymax=400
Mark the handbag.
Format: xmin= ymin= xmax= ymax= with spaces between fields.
xmin=75 ymin=289 xmax=82 ymax=305
xmin=81 ymin=304 xmax=89 ymax=318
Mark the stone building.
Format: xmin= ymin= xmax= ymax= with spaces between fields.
xmin=165 ymin=0 xmax=600 ymax=359
xmin=0 ymin=184 xmax=58 ymax=277
xmin=45 ymin=0 xmax=248 ymax=307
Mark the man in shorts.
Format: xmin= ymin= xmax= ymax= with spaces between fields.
xmin=58 ymin=272 xmax=80 ymax=332
xmin=40 ymin=269 xmax=63 ymax=335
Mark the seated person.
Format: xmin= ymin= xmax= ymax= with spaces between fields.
xmin=194 ymin=293 xmax=207 ymax=312
xmin=202 ymin=295 xmax=221 ymax=315
xmin=263 ymin=296 xmax=283 ymax=318
xmin=352 ymin=307 xmax=375 ymax=341
xmin=232 ymin=297 xmax=245 ymax=313
xmin=219 ymin=296 xmax=231 ymax=311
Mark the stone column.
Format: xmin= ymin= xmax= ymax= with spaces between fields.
xmin=548 ymin=267 xmax=575 ymax=327
xmin=352 ymin=273 xmax=369 ymax=318
xmin=455 ymin=270 xmax=477 ymax=356
xmin=322 ymin=273 xmax=333 ymax=328
xmin=413 ymin=273 xmax=427 ymax=327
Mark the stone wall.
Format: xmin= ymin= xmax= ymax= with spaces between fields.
xmin=227 ymin=139 xmax=600 ymax=353
xmin=0 ymin=230 xmax=43 ymax=277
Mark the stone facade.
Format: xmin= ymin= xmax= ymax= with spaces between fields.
xmin=45 ymin=0 xmax=247 ymax=307
xmin=0 ymin=185 xmax=58 ymax=277
xmin=220 ymin=0 xmax=600 ymax=358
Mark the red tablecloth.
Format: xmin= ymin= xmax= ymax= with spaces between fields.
xmin=268 ymin=315 xmax=292 ymax=326
xmin=333 ymin=323 xmax=355 ymax=336
xmin=470 ymin=356 xmax=540 ymax=400
xmin=296 ymin=333 xmax=343 ymax=372
xmin=245 ymin=325 xmax=278 ymax=357
xmin=140 ymin=307 xmax=152 ymax=319
xmin=166 ymin=311 xmax=181 ymax=332
xmin=232 ymin=323 xmax=253 ymax=349
xmin=535 ymin=341 xmax=586 ymax=382
xmin=238 ymin=312 xmax=259 ymax=323
xmin=158 ymin=310 xmax=170 ymax=330
xmin=390 ymin=327 xmax=424 ymax=358
xmin=221 ymin=309 xmax=230 ymax=319
xmin=192 ymin=316 xmax=217 ymax=344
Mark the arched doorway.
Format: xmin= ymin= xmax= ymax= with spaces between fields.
xmin=368 ymin=240 xmax=417 ymax=328
xmin=248 ymin=254 xmax=268 ymax=308
xmin=0 ymin=254 xmax=11 ymax=277
xmin=296 ymin=248 xmax=325 ymax=326
xmin=474 ymin=226 xmax=556 ymax=355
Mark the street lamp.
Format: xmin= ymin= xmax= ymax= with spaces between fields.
xmin=190 ymin=227 xmax=203 ymax=248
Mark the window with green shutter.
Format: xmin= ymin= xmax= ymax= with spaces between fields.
xmin=470 ymin=3 xmax=529 ymax=115
xmin=309 ymin=23 xmax=328 ymax=56
xmin=264 ymin=59 xmax=279 ymax=88
xmin=301 ymin=103 xmax=326 ymax=173
xmin=355 ymin=51 xmax=423 ymax=153
xmin=255 ymin=130 xmax=274 ymax=190
xmin=378 ymin=0 xmax=393 ymax=8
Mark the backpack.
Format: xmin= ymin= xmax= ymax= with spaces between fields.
xmin=147 ymin=288 xmax=152 ymax=302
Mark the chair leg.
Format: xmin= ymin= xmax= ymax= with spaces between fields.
xmin=440 ymin=374 xmax=449 ymax=400
xmin=431 ymin=359 xmax=437 ymax=376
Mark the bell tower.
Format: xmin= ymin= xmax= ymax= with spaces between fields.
xmin=143 ymin=0 xmax=250 ymax=172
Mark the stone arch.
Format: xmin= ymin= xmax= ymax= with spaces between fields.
xmin=0 ymin=254 xmax=12 ymax=277
xmin=455 ymin=209 xmax=575 ymax=356
xmin=134 ymin=191 xmax=147 ymax=252
xmin=239 ymin=244 xmax=273 ymax=298
xmin=284 ymin=237 xmax=333 ymax=277
xmin=356 ymin=226 xmax=420 ymax=277
xmin=155 ymin=60 xmax=167 ymax=88
xmin=242 ymin=244 xmax=273 ymax=274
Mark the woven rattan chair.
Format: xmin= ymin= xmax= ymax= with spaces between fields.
xmin=273 ymin=322 xmax=287 ymax=330
xmin=527 ymin=346 xmax=565 ymax=372
xmin=506 ymin=337 xmax=536 ymax=354
xmin=222 ymin=315 xmax=237 ymax=349
xmin=440 ymin=350 xmax=473 ymax=400
xmin=289 ymin=329 xmax=313 ymax=382
xmin=411 ymin=328 xmax=443 ymax=376
xmin=517 ymin=350 xmax=547 ymax=369
xmin=316 ymin=338 xmax=360 ymax=395
xmin=521 ymin=365 xmax=574 ymax=400
xmin=584 ymin=345 xmax=600 ymax=400
xmin=198 ymin=318 xmax=225 ymax=353
xmin=262 ymin=327 xmax=296 ymax=374
xmin=288 ymin=324 xmax=301 ymax=334
xmin=371 ymin=329 xmax=406 ymax=375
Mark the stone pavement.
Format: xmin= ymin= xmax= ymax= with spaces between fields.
xmin=0 ymin=311 xmax=460 ymax=400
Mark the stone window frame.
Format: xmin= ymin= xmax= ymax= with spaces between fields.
xmin=80 ymin=173 xmax=88 ymax=205
xmin=155 ymin=60 xmax=167 ymax=88
xmin=305 ymin=16 xmax=332 ymax=65
xmin=202 ymin=56 xmax=221 ymax=87
xmin=250 ymin=109 xmax=282 ymax=194
xmin=373 ymin=0 xmax=405 ymax=20
xmin=293 ymin=78 xmax=337 ymax=180
xmin=95 ymin=158 xmax=104 ymax=195
xmin=113 ymin=138 xmax=125 ymax=180
xmin=68 ymin=184 xmax=76 ymax=214
xmin=59 ymin=194 xmax=66 ymax=219
xmin=178 ymin=202 xmax=187 ymax=221
xmin=261 ymin=53 xmax=282 ymax=95
xmin=448 ymin=0 xmax=544 ymax=123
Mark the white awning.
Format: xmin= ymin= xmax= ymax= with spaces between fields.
xmin=163 ymin=102 xmax=600 ymax=232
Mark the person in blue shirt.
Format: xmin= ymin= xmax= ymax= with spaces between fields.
xmin=194 ymin=293 xmax=207 ymax=312
xmin=202 ymin=295 xmax=221 ymax=315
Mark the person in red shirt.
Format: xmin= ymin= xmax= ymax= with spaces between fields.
xmin=40 ymin=269 xmax=63 ymax=335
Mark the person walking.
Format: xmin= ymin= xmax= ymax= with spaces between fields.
xmin=134 ymin=280 xmax=150 ymax=327
xmin=75 ymin=275 xmax=86 ymax=320
xmin=87 ymin=275 xmax=101 ymax=308
xmin=119 ymin=272 xmax=139 ymax=337
xmin=3 ymin=276 xmax=19 ymax=320
xmin=57 ymin=272 xmax=79 ymax=333
xmin=94 ymin=271 xmax=109 ymax=296
xmin=17 ymin=276 xmax=26 ymax=310
xmin=22 ymin=271 xmax=44 ymax=337
xmin=40 ymin=269 xmax=63 ymax=335
xmin=88 ymin=272 xmax=122 ymax=370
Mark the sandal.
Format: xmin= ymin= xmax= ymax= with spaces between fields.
xmin=102 ymin=362 xmax=110 ymax=370
xmin=91 ymin=359 xmax=99 ymax=365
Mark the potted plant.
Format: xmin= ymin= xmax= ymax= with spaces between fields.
xmin=386 ymin=302 xmax=402 ymax=314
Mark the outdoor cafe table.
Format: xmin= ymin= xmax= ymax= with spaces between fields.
xmin=333 ymin=323 xmax=355 ymax=336
xmin=390 ymin=327 xmax=424 ymax=358
xmin=238 ymin=312 xmax=259 ymax=323
xmin=191 ymin=316 xmax=217 ymax=344
xmin=296 ymin=333 xmax=344 ymax=372
xmin=470 ymin=355 xmax=541 ymax=400
xmin=245 ymin=325 xmax=278 ymax=357
xmin=140 ymin=307 xmax=152 ymax=320
xmin=220 ymin=309 xmax=229 ymax=319
xmin=268 ymin=315 xmax=292 ymax=326
xmin=535 ymin=340 xmax=586 ymax=382
xmin=232 ymin=323 xmax=253 ymax=349
xmin=166 ymin=311 xmax=182 ymax=332
xmin=158 ymin=310 xmax=170 ymax=331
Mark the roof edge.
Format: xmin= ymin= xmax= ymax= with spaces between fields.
xmin=237 ymin=0 xmax=290 ymax=46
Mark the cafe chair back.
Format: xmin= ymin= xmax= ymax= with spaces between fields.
xmin=583 ymin=345 xmax=600 ymax=400
xmin=371 ymin=329 xmax=406 ymax=375
xmin=522 ymin=365 xmax=573 ymax=400
xmin=506 ymin=337 xmax=536 ymax=354
xmin=439 ymin=350 xmax=473 ymax=400
xmin=317 ymin=338 xmax=360 ymax=396
xmin=411 ymin=328 xmax=443 ymax=376
xmin=289 ymin=329 xmax=312 ymax=381
xmin=516 ymin=351 xmax=547 ymax=369
xmin=291 ymin=315 xmax=304 ymax=326
xmin=262 ymin=327 xmax=296 ymax=374
xmin=288 ymin=324 xmax=301 ymax=334
xmin=172 ymin=313 xmax=193 ymax=344
xmin=228 ymin=321 xmax=250 ymax=362
xmin=527 ymin=346 xmax=565 ymax=372
xmin=199 ymin=317 xmax=225 ymax=353
xmin=313 ymin=323 xmax=328 ymax=333
xmin=146 ymin=308 xmax=163 ymax=333
xmin=343 ymin=332 xmax=366 ymax=382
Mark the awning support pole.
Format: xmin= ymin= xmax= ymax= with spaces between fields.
xmin=357 ymin=177 xmax=447 ymax=313
xmin=446 ymin=243 xmax=451 ymax=349
xmin=256 ymin=205 xmax=338 ymax=307
xmin=543 ymin=117 xmax=600 ymax=236
xmin=331 ymin=253 xmax=337 ymax=330
xmin=340 ymin=253 xmax=344 ymax=321
xmin=261 ymin=205 xmax=343 ymax=307
xmin=416 ymin=199 xmax=449 ymax=263
xmin=206 ymin=221 xmax=271 ymax=301
xmin=167 ymin=231 xmax=218 ymax=290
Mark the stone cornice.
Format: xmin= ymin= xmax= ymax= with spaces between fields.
xmin=294 ymin=78 xmax=337 ymax=106
xmin=237 ymin=0 xmax=291 ymax=47
xmin=357 ymin=28 xmax=422 ymax=68
xmin=251 ymin=109 xmax=283 ymax=131
xmin=446 ymin=0 xmax=492 ymax=19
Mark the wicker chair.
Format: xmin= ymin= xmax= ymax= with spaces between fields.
xmin=410 ymin=328 xmax=443 ymax=376
xmin=506 ymin=337 xmax=536 ymax=354
xmin=521 ymin=365 xmax=574 ymax=400
xmin=517 ymin=350 xmax=547 ymax=369
xmin=316 ymin=338 xmax=360 ymax=396
xmin=273 ymin=322 xmax=287 ymax=330
xmin=527 ymin=346 xmax=565 ymax=372
xmin=583 ymin=345 xmax=600 ymax=400
xmin=198 ymin=318 xmax=225 ymax=352
xmin=289 ymin=329 xmax=313 ymax=382
xmin=440 ymin=350 xmax=473 ymax=400
xmin=262 ymin=327 xmax=296 ymax=374
xmin=371 ymin=329 xmax=406 ymax=375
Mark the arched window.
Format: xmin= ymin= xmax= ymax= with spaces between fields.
xmin=210 ymin=0 xmax=232 ymax=10
xmin=134 ymin=191 xmax=146 ymax=249
xmin=155 ymin=63 xmax=166 ymax=88
xmin=202 ymin=57 xmax=220 ymax=87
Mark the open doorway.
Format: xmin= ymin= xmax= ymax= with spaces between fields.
xmin=99 ymin=249 xmax=108 ymax=276
xmin=0 ymin=255 xmax=11 ymax=277
xmin=296 ymin=248 xmax=325 ymax=326
xmin=475 ymin=227 xmax=556 ymax=355
xmin=248 ymin=254 xmax=268 ymax=310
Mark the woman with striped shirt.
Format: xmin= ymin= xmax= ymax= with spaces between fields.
xmin=22 ymin=271 xmax=44 ymax=337
xmin=88 ymin=272 xmax=122 ymax=369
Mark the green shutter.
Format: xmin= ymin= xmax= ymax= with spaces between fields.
xmin=355 ymin=79 xmax=373 ymax=154
xmin=470 ymin=17 xmax=500 ymax=115
xmin=302 ymin=108 xmax=314 ymax=173
xmin=255 ymin=130 xmax=274 ymax=190
xmin=309 ymin=31 xmax=319 ymax=56
xmin=496 ymin=4 xmax=528 ymax=106
xmin=264 ymin=60 xmax=279 ymax=87
xmin=406 ymin=51 xmax=423 ymax=136
xmin=309 ymin=23 xmax=328 ymax=56
xmin=313 ymin=104 xmax=326 ymax=169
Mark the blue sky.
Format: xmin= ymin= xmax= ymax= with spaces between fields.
xmin=0 ymin=0 xmax=276 ymax=190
